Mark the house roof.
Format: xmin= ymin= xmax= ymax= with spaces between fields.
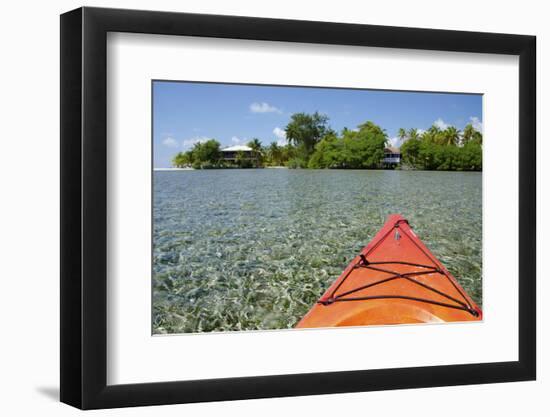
xmin=384 ymin=146 xmax=401 ymax=154
xmin=221 ymin=145 xmax=253 ymax=152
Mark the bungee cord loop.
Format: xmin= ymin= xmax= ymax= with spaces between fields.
xmin=319 ymin=219 xmax=479 ymax=317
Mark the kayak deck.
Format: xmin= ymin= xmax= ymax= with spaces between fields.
xmin=296 ymin=214 xmax=482 ymax=328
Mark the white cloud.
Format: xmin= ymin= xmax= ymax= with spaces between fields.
xmin=273 ymin=127 xmax=287 ymax=145
xmin=469 ymin=116 xmax=483 ymax=132
xmin=231 ymin=136 xmax=247 ymax=144
xmin=182 ymin=136 xmax=209 ymax=149
xmin=416 ymin=128 xmax=426 ymax=136
xmin=273 ymin=127 xmax=286 ymax=140
xmin=433 ymin=118 xmax=449 ymax=130
xmin=162 ymin=137 xmax=178 ymax=147
xmin=388 ymin=136 xmax=401 ymax=147
xmin=163 ymin=135 xmax=212 ymax=149
xmin=250 ymin=102 xmax=282 ymax=114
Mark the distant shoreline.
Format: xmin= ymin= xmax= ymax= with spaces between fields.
xmin=154 ymin=166 xmax=289 ymax=171
xmin=153 ymin=167 xmax=481 ymax=172
xmin=154 ymin=167 xmax=194 ymax=171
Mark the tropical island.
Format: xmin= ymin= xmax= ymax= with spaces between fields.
xmin=171 ymin=112 xmax=482 ymax=171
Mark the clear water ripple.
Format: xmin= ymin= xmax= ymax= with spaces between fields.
xmin=153 ymin=169 xmax=482 ymax=334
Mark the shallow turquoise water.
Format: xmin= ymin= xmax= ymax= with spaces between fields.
xmin=153 ymin=169 xmax=482 ymax=334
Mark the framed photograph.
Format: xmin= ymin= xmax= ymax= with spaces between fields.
xmin=60 ymin=6 xmax=536 ymax=409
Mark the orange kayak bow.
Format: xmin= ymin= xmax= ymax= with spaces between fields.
xmin=296 ymin=214 xmax=482 ymax=328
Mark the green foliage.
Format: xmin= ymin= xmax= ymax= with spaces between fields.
xmin=287 ymin=157 xmax=308 ymax=169
xmin=194 ymin=139 xmax=221 ymax=163
xmin=247 ymin=138 xmax=263 ymax=167
xmin=235 ymin=151 xmax=253 ymax=168
xmin=176 ymin=139 xmax=222 ymax=169
xmin=247 ymin=138 xmax=262 ymax=150
xmin=266 ymin=142 xmax=282 ymax=166
xmin=442 ymin=126 xmax=460 ymax=146
xmin=422 ymin=125 xmax=442 ymax=144
xmin=171 ymin=115 xmax=482 ymax=171
xmin=308 ymin=121 xmax=387 ymax=169
xmin=460 ymin=140 xmax=483 ymax=170
xmin=281 ymin=144 xmax=297 ymax=164
xmin=408 ymin=128 xmax=420 ymax=141
xmin=172 ymin=151 xmax=193 ymax=168
xmin=307 ymin=133 xmax=342 ymax=168
xmin=400 ymin=129 xmax=482 ymax=171
xmin=398 ymin=127 xmax=407 ymax=143
xmin=347 ymin=122 xmax=387 ymax=168
xmin=462 ymin=123 xmax=483 ymax=145
xmin=400 ymin=138 xmax=422 ymax=167
xmin=285 ymin=112 xmax=331 ymax=161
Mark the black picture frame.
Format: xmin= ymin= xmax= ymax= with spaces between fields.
xmin=60 ymin=6 xmax=536 ymax=410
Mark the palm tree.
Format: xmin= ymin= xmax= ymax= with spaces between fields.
xmin=268 ymin=142 xmax=281 ymax=166
xmin=248 ymin=138 xmax=262 ymax=151
xmin=408 ymin=128 xmax=420 ymax=141
xmin=236 ymin=151 xmax=251 ymax=168
xmin=172 ymin=152 xmax=185 ymax=168
xmin=472 ymin=130 xmax=483 ymax=145
xmin=397 ymin=128 xmax=407 ymax=145
xmin=462 ymin=123 xmax=475 ymax=144
xmin=172 ymin=151 xmax=193 ymax=168
xmin=423 ymin=125 xmax=442 ymax=144
xmin=285 ymin=112 xmax=329 ymax=154
xmin=357 ymin=121 xmax=385 ymax=136
xmin=247 ymin=138 xmax=263 ymax=167
xmin=462 ymin=123 xmax=482 ymax=145
xmin=443 ymin=126 xmax=460 ymax=146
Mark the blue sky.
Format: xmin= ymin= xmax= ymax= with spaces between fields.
xmin=153 ymin=81 xmax=482 ymax=168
